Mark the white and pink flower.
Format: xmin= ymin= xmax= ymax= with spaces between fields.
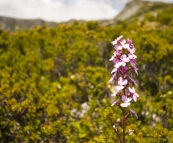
xmin=110 ymin=36 xmax=139 ymax=113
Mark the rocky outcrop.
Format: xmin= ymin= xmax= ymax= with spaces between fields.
xmin=99 ymin=0 xmax=172 ymax=26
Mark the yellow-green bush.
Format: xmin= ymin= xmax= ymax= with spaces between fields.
xmin=0 ymin=6 xmax=173 ymax=142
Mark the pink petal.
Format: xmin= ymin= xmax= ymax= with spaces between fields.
xmin=123 ymin=44 xmax=129 ymax=49
xmin=112 ymin=40 xmax=117 ymax=45
xmin=120 ymin=39 xmax=126 ymax=45
xmin=135 ymin=93 xmax=139 ymax=97
xmin=111 ymin=100 xmax=119 ymax=106
xmin=129 ymin=87 xmax=135 ymax=93
xmin=127 ymin=39 xmax=135 ymax=49
xmin=118 ymin=77 xmax=123 ymax=84
xmin=134 ymin=67 xmax=138 ymax=75
xmin=111 ymin=68 xmax=117 ymax=74
xmin=109 ymin=55 xmax=115 ymax=61
xmin=117 ymin=35 xmax=123 ymax=41
xmin=116 ymin=85 xmax=124 ymax=91
xmin=121 ymin=54 xmax=130 ymax=63
xmin=120 ymin=102 xmax=131 ymax=107
xmin=133 ymin=95 xmax=137 ymax=102
xmin=115 ymin=62 xmax=123 ymax=69
xmin=122 ymin=79 xmax=128 ymax=85
xmin=129 ymin=75 xmax=137 ymax=86
xmin=112 ymin=35 xmax=123 ymax=45
xmin=118 ymin=77 xmax=128 ymax=86
xmin=122 ymin=95 xmax=127 ymax=102
xmin=129 ymin=108 xmax=138 ymax=119
xmin=114 ymin=45 xmax=118 ymax=50
xmin=128 ymin=47 xmax=135 ymax=54
xmin=111 ymin=92 xmax=117 ymax=96
xmin=128 ymin=53 xmax=137 ymax=59
xmin=130 ymin=59 xmax=136 ymax=68
xmin=117 ymin=45 xmax=123 ymax=50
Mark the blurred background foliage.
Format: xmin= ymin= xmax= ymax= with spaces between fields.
xmin=0 ymin=6 xmax=173 ymax=143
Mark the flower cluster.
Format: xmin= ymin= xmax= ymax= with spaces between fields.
xmin=109 ymin=36 xmax=139 ymax=116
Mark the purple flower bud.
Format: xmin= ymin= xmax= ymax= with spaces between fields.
xmin=129 ymin=108 xmax=138 ymax=119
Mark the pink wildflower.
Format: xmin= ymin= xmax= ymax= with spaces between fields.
xmin=109 ymin=36 xmax=139 ymax=142
xmin=110 ymin=35 xmax=138 ymax=112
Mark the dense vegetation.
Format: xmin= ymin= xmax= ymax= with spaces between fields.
xmin=0 ymin=6 xmax=173 ymax=143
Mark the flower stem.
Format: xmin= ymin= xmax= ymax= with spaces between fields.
xmin=122 ymin=108 xmax=126 ymax=143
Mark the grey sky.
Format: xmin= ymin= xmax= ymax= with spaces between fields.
xmin=0 ymin=0 xmax=172 ymax=22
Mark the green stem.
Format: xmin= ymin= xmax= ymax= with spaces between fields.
xmin=122 ymin=108 xmax=126 ymax=143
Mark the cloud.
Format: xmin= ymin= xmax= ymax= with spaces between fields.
xmin=0 ymin=0 xmax=118 ymax=22
xmin=0 ymin=0 xmax=173 ymax=22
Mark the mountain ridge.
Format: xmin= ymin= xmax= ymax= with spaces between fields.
xmin=0 ymin=16 xmax=58 ymax=30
